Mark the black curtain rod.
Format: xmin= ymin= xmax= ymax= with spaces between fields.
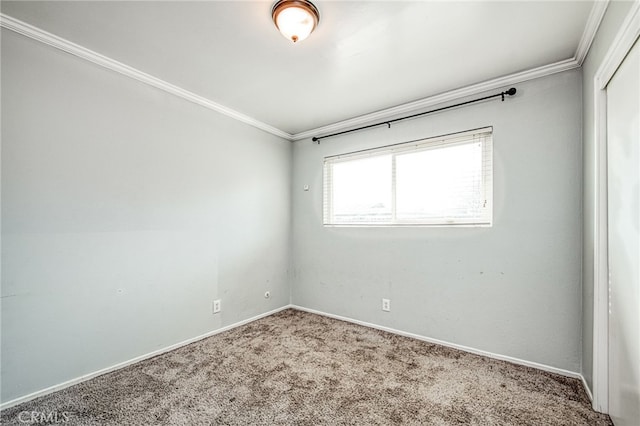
xmin=312 ymin=87 xmax=517 ymax=143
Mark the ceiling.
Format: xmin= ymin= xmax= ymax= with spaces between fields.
xmin=2 ymin=1 xmax=596 ymax=137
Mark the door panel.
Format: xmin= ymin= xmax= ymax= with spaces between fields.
xmin=607 ymin=38 xmax=640 ymax=426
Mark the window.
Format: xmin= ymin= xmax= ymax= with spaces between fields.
xmin=323 ymin=127 xmax=493 ymax=226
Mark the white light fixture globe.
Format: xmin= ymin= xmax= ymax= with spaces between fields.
xmin=272 ymin=0 xmax=320 ymax=43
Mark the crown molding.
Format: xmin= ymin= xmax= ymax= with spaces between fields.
xmin=1 ymin=1 xmax=610 ymax=144
xmin=575 ymin=0 xmax=610 ymax=66
xmin=0 ymin=13 xmax=293 ymax=141
xmin=595 ymin=0 xmax=640 ymax=89
xmin=292 ymin=57 xmax=580 ymax=141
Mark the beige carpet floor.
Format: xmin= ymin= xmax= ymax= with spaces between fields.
xmin=1 ymin=309 xmax=612 ymax=425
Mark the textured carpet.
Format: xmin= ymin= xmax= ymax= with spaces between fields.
xmin=1 ymin=309 xmax=611 ymax=425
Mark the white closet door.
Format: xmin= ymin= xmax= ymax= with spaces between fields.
xmin=607 ymin=37 xmax=640 ymax=426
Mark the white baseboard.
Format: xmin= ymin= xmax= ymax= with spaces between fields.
xmin=0 ymin=305 xmax=293 ymax=411
xmin=581 ymin=374 xmax=594 ymax=402
xmin=2 ymin=304 xmax=592 ymax=411
xmin=290 ymin=305 xmax=584 ymax=380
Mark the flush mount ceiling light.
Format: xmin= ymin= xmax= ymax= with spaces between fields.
xmin=272 ymin=0 xmax=320 ymax=43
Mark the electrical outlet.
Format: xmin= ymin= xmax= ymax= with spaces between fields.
xmin=382 ymin=298 xmax=391 ymax=312
xmin=213 ymin=299 xmax=221 ymax=314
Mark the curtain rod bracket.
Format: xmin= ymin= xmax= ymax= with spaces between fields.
xmin=501 ymin=87 xmax=517 ymax=102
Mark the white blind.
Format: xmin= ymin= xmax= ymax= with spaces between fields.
xmin=323 ymin=127 xmax=493 ymax=226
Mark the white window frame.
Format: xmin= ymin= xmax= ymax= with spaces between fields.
xmin=323 ymin=127 xmax=493 ymax=227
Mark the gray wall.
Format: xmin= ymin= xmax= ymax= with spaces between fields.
xmin=1 ymin=29 xmax=292 ymax=402
xmin=581 ymin=0 xmax=635 ymax=391
xmin=292 ymin=69 xmax=583 ymax=372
